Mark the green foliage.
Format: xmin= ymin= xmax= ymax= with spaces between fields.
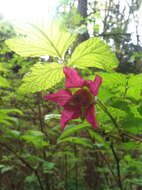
xmin=21 ymin=130 xmax=49 ymax=148
xmin=1 ymin=9 xmax=142 ymax=190
xmin=59 ymin=122 xmax=90 ymax=139
xmin=6 ymin=20 xmax=76 ymax=58
xmin=58 ymin=137 xmax=93 ymax=147
xmin=19 ymin=63 xmax=64 ymax=93
xmin=68 ymin=38 xmax=119 ymax=71
xmin=0 ymin=109 xmax=22 ymax=126
xmin=0 ymin=165 xmax=14 ymax=174
xmin=0 ymin=62 xmax=8 ymax=72
xmin=0 ymin=76 xmax=10 ymax=87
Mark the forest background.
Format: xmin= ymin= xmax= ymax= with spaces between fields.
xmin=0 ymin=0 xmax=142 ymax=190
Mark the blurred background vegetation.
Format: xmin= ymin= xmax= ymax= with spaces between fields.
xmin=0 ymin=0 xmax=142 ymax=190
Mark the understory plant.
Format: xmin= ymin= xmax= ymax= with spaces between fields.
xmin=0 ymin=19 xmax=142 ymax=190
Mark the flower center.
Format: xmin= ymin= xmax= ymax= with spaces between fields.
xmin=71 ymin=89 xmax=93 ymax=107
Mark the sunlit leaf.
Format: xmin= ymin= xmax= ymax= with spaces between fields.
xmin=19 ymin=63 xmax=64 ymax=93
xmin=68 ymin=38 xmax=118 ymax=71
xmin=6 ymin=20 xmax=76 ymax=58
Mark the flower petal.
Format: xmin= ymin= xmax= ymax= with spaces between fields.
xmin=85 ymin=75 xmax=102 ymax=96
xmin=44 ymin=89 xmax=72 ymax=106
xmin=86 ymin=104 xmax=97 ymax=128
xmin=60 ymin=106 xmax=81 ymax=130
xmin=63 ymin=67 xmax=85 ymax=88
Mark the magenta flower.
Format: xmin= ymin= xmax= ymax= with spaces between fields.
xmin=44 ymin=67 xmax=102 ymax=131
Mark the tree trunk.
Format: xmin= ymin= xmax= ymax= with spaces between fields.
xmin=77 ymin=0 xmax=89 ymax=43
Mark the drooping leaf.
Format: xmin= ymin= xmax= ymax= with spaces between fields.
xmin=58 ymin=137 xmax=93 ymax=147
xmin=18 ymin=63 xmax=64 ymax=93
xmin=68 ymin=38 xmax=118 ymax=71
xmin=0 ymin=165 xmax=14 ymax=174
xmin=0 ymin=109 xmax=22 ymax=127
xmin=59 ymin=122 xmax=90 ymax=139
xmin=6 ymin=20 xmax=76 ymax=58
xmin=0 ymin=108 xmax=23 ymax=115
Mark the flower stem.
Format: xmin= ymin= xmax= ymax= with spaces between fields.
xmin=97 ymin=99 xmax=121 ymax=133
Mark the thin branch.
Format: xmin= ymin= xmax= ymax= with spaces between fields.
xmin=110 ymin=142 xmax=123 ymax=190
xmin=97 ymin=99 xmax=142 ymax=143
xmin=97 ymin=99 xmax=120 ymax=132
xmin=122 ymin=132 xmax=142 ymax=142
xmin=99 ymin=152 xmax=118 ymax=183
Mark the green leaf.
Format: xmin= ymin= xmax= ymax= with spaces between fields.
xmin=58 ymin=137 xmax=93 ymax=147
xmin=0 ymin=63 xmax=8 ymax=72
xmin=59 ymin=122 xmax=90 ymax=139
xmin=0 ymin=76 xmax=10 ymax=87
xmin=121 ymin=117 xmax=142 ymax=134
xmin=0 ymin=108 xmax=23 ymax=115
xmin=25 ymin=174 xmax=37 ymax=183
xmin=21 ymin=130 xmax=49 ymax=148
xmin=0 ymin=165 xmax=14 ymax=174
xmin=18 ymin=63 xmax=64 ymax=93
xmin=5 ymin=129 xmax=21 ymax=138
xmin=6 ymin=20 xmax=76 ymax=58
xmin=137 ymin=105 xmax=142 ymax=116
xmin=42 ymin=161 xmax=55 ymax=174
xmin=127 ymin=74 xmax=142 ymax=99
xmin=68 ymin=38 xmax=118 ymax=71
xmin=88 ymin=129 xmax=109 ymax=148
xmin=22 ymin=153 xmax=44 ymax=163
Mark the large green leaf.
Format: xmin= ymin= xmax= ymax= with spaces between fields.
xmin=18 ymin=63 xmax=64 ymax=93
xmin=68 ymin=37 xmax=118 ymax=71
xmin=6 ymin=20 xmax=76 ymax=58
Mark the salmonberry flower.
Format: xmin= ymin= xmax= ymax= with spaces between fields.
xmin=44 ymin=67 xmax=102 ymax=130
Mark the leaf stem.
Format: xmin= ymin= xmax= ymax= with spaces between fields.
xmin=97 ymin=99 xmax=120 ymax=132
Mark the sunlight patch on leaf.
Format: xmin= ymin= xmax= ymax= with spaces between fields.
xmin=44 ymin=114 xmax=61 ymax=120
xmin=18 ymin=63 xmax=64 ymax=93
xmin=6 ymin=20 xmax=76 ymax=58
xmin=68 ymin=38 xmax=119 ymax=71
